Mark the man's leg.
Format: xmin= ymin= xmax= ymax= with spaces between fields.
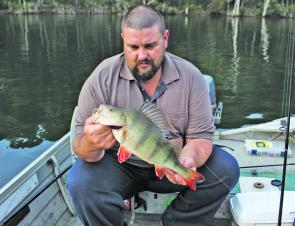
xmin=157 ymin=146 xmax=240 ymax=226
xmin=67 ymin=152 xmax=146 ymax=226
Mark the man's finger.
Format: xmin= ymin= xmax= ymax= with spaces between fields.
xmin=174 ymin=174 xmax=187 ymax=186
xmin=85 ymin=115 xmax=96 ymax=125
xmin=179 ymin=157 xmax=196 ymax=170
xmin=87 ymin=124 xmax=112 ymax=136
xmin=165 ymin=170 xmax=177 ymax=184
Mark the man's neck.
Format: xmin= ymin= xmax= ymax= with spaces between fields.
xmin=141 ymin=69 xmax=162 ymax=97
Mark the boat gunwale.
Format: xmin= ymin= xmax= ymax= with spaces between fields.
xmin=0 ymin=132 xmax=71 ymax=203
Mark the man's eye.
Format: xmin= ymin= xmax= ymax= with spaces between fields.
xmin=130 ymin=45 xmax=138 ymax=50
xmin=145 ymin=45 xmax=155 ymax=50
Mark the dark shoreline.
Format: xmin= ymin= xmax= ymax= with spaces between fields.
xmin=1 ymin=10 xmax=294 ymax=19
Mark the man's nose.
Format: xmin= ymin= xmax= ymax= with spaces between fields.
xmin=137 ymin=48 xmax=148 ymax=61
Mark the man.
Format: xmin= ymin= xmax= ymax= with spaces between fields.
xmin=67 ymin=5 xmax=239 ymax=226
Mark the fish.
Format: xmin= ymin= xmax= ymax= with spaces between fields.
xmin=92 ymin=103 xmax=205 ymax=190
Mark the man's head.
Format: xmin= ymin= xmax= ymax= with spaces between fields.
xmin=121 ymin=5 xmax=165 ymax=33
xmin=121 ymin=5 xmax=169 ymax=82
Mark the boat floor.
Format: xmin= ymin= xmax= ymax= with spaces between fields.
xmin=65 ymin=212 xmax=233 ymax=226
xmin=3 ymin=118 xmax=295 ymax=226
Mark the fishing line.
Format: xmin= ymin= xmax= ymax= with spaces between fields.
xmin=203 ymin=163 xmax=233 ymax=191
xmin=281 ymin=19 xmax=293 ymax=118
xmin=278 ymin=14 xmax=295 ymax=226
xmin=282 ymin=8 xmax=295 ymax=118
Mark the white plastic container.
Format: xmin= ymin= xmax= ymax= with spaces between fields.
xmin=245 ymin=139 xmax=292 ymax=157
xmin=230 ymin=191 xmax=295 ymax=226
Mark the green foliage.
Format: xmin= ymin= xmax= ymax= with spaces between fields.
xmin=241 ymin=3 xmax=263 ymax=16
xmin=7 ymin=1 xmax=22 ymax=10
xmin=0 ymin=0 xmax=8 ymax=9
xmin=155 ymin=3 xmax=180 ymax=14
xmin=270 ymin=0 xmax=295 ymax=16
xmin=207 ymin=0 xmax=228 ymax=13
xmin=1 ymin=0 xmax=295 ymax=18
xmin=183 ymin=3 xmax=203 ymax=13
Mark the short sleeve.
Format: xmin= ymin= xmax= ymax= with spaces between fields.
xmin=185 ymin=69 xmax=215 ymax=139
xmin=75 ymin=66 xmax=109 ymax=134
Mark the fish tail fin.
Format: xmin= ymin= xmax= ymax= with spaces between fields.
xmin=183 ymin=170 xmax=205 ymax=191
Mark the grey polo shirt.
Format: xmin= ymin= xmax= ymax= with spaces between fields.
xmin=76 ymin=52 xmax=215 ymax=165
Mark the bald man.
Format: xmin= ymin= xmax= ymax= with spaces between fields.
xmin=67 ymin=5 xmax=239 ymax=226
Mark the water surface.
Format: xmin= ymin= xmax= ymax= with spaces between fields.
xmin=0 ymin=14 xmax=294 ymax=188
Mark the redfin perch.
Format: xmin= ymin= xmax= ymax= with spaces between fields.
xmin=93 ymin=103 xmax=204 ymax=190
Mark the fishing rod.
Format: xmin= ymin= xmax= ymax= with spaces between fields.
xmin=0 ymin=164 xmax=72 ymax=226
xmin=277 ymin=18 xmax=295 ymax=226
xmin=240 ymin=163 xmax=295 ymax=169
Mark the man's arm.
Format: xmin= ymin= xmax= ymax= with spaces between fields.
xmin=72 ymin=115 xmax=117 ymax=162
xmin=165 ymin=138 xmax=213 ymax=185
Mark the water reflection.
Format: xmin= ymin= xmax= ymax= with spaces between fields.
xmin=184 ymin=16 xmax=188 ymax=27
xmin=0 ymin=14 xmax=294 ymax=187
xmin=251 ymin=31 xmax=256 ymax=56
xmin=1 ymin=15 xmax=293 ymax=146
xmin=261 ymin=18 xmax=270 ymax=62
xmin=0 ymin=14 xmax=123 ymax=149
xmin=230 ymin=17 xmax=239 ymax=94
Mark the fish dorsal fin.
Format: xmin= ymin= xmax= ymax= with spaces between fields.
xmin=169 ymin=138 xmax=184 ymax=157
xmin=139 ymin=103 xmax=171 ymax=139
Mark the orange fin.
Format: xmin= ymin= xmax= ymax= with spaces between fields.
xmin=117 ymin=145 xmax=132 ymax=163
xmin=155 ymin=167 xmax=166 ymax=179
xmin=183 ymin=170 xmax=205 ymax=191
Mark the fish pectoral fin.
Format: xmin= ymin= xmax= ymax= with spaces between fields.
xmin=155 ymin=167 xmax=166 ymax=179
xmin=117 ymin=145 xmax=132 ymax=163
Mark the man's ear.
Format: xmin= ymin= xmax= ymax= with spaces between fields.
xmin=163 ymin=29 xmax=169 ymax=48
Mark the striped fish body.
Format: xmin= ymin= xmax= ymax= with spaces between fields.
xmin=93 ymin=104 xmax=204 ymax=190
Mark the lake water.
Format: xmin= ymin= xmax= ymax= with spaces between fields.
xmin=0 ymin=14 xmax=294 ymax=188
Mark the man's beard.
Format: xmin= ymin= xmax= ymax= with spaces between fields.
xmin=131 ymin=59 xmax=162 ymax=82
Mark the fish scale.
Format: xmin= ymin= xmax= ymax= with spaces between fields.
xmin=93 ymin=103 xmax=205 ymax=190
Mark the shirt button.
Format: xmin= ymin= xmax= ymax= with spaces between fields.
xmin=145 ymin=99 xmax=150 ymax=103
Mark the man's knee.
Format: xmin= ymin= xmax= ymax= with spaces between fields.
xmin=67 ymin=160 xmax=91 ymax=198
xmin=198 ymin=145 xmax=240 ymax=194
xmin=67 ymin=160 xmax=125 ymax=225
xmin=212 ymin=145 xmax=240 ymax=189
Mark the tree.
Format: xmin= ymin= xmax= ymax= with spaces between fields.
xmin=262 ymin=0 xmax=270 ymax=17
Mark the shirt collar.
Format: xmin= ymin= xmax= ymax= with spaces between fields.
xmin=120 ymin=56 xmax=135 ymax=81
xmin=119 ymin=52 xmax=180 ymax=84
xmin=161 ymin=52 xmax=180 ymax=85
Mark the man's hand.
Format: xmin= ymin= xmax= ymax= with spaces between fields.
xmin=72 ymin=115 xmax=117 ymax=162
xmin=165 ymin=156 xmax=196 ymax=186
xmin=165 ymin=138 xmax=212 ymax=186
xmin=83 ymin=115 xmax=116 ymax=150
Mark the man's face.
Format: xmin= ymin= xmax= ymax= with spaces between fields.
xmin=121 ymin=24 xmax=169 ymax=82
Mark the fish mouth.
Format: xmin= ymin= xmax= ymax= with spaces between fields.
xmin=110 ymin=125 xmax=124 ymax=130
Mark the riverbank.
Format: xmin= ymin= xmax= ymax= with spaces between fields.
xmin=1 ymin=2 xmax=294 ymax=18
xmin=1 ymin=9 xmax=294 ymax=18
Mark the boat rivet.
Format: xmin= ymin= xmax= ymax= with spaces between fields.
xmin=251 ymin=169 xmax=258 ymax=176
xmin=254 ymin=182 xmax=264 ymax=189
xmin=271 ymin=179 xmax=282 ymax=187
